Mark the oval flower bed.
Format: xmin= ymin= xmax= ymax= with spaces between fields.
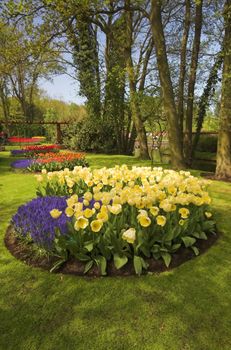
xmin=11 ymin=144 xmax=61 ymax=157
xmin=8 ymin=136 xmax=45 ymax=144
xmin=29 ymin=152 xmax=88 ymax=172
xmin=11 ymin=152 xmax=88 ymax=172
xmin=7 ymin=166 xmax=217 ymax=276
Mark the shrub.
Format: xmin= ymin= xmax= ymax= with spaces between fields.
xmin=32 ymin=166 xmax=216 ymax=275
xmin=196 ymin=135 xmax=218 ymax=153
xmin=62 ymin=118 xmax=117 ymax=153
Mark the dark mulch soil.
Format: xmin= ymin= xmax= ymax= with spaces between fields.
xmin=201 ymin=172 xmax=231 ymax=183
xmin=5 ymin=225 xmax=219 ymax=277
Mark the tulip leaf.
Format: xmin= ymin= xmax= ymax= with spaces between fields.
xmin=84 ymin=241 xmax=94 ymax=252
xmin=191 ymin=246 xmax=199 ymax=256
xmin=133 ymin=255 xmax=143 ymax=276
xmin=182 ymin=236 xmax=196 ymax=248
xmin=114 ymin=254 xmax=128 ymax=269
xmin=84 ymin=260 xmax=94 ymax=274
xmin=95 ymin=255 xmax=107 ymax=276
xmin=161 ymin=252 xmax=171 ymax=267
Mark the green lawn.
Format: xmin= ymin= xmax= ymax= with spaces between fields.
xmin=0 ymin=150 xmax=231 ymax=350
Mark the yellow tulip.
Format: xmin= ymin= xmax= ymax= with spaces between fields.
xmin=90 ymin=219 xmax=103 ymax=232
xmin=74 ymin=216 xmax=89 ymax=230
xmin=83 ymin=199 xmax=89 ymax=207
xmin=122 ymin=228 xmax=136 ymax=244
xmin=108 ymin=204 xmax=122 ymax=215
xmin=94 ymin=202 xmax=101 ymax=210
xmin=84 ymin=208 xmax=95 ymax=218
xmin=84 ymin=192 xmax=93 ymax=201
xmin=138 ymin=214 xmax=151 ymax=227
xmin=156 ymin=215 xmax=167 ymax=227
xmin=97 ymin=211 xmax=108 ymax=222
xmin=50 ymin=209 xmax=62 ymax=219
xmin=65 ymin=207 xmax=74 ymax=217
xmin=149 ymin=206 xmax=159 ymax=216
xmin=179 ymin=208 xmax=190 ymax=219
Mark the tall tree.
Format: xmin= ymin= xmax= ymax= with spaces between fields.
xmin=184 ymin=0 xmax=203 ymax=162
xmin=215 ymin=0 xmax=231 ymax=179
xmin=177 ymin=0 xmax=191 ymax=147
xmin=150 ymin=0 xmax=185 ymax=169
xmin=124 ymin=0 xmax=149 ymax=159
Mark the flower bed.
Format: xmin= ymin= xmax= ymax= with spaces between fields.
xmin=8 ymin=137 xmax=45 ymax=144
xmin=12 ymin=196 xmax=70 ymax=248
xmin=11 ymin=159 xmax=34 ymax=169
xmin=11 ymin=151 xmax=88 ymax=172
xmin=10 ymin=166 xmax=217 ymax=276
xmin=29 ymin=152 xmax=88 ymax=172
xmin=11 ymin=144 xmax=60 ymax=157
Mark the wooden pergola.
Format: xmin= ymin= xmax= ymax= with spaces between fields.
xmin=0 ymin=121 xmax=69 ymax=144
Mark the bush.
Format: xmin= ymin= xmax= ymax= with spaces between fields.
xmin=196 ymin=135 xmax=218 ymax=153
xmin=29 ymin=166 xmax=217 ymax=275
xmin=62 ymin=118 xmax=117 ymax=153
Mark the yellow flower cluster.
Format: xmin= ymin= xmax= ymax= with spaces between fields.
xmin=46 ymin=165 xmax=212 ymax=237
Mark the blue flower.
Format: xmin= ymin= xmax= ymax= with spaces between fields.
xmin=12 ymin=196 xmax=71 ymax=248
xmin=11 ymin=159 xmax=34 ymax=169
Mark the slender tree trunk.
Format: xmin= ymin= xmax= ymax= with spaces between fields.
xmin=0 ymin=81 xmax=10 ymax=125
xmin=125 ymin=0 xmax=149 ymax=160
xmin=150 ymin=0 xmax=185 ymax=169
xmin=191 ymin=53 xmax=223 ymax=159
xmin=185 ymin=0 xmax=203 ymax=163
xmin=215 ymin=0 xmax=231 ymax=179
xmin=177 ymin=0 xmax=191 ymax=148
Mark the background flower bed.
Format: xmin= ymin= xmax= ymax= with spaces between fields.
xmin=29 ymin=152 xmax=88 ymax=171
xmin=10 ymin=151 xmax=88 ymax=172
xmin=11 ymin=159 xmax=34 ymax=169
xmin=12 ymin=165 xmax=216 ymax=275
xmin=11 ymin=144 xmax=60 ymax=157
xmin=8 ymin=136 xmax=45 ymax=144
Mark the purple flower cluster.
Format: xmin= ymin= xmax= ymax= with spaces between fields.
xmin=11 ymin=159 xmax=34 ymax=169
xmin=11 ymin=149 xmax=28 ymax=156
xmin=12 ymin=196 xmax=71 ymax=248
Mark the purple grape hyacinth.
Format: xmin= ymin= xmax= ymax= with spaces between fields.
xmin=12 ymin=196 xmax=71 ymax=248
xmin=11 ymin=159 xmax=34 ymax=169
xmin=11 ymin=149 xmax=29 ymax=156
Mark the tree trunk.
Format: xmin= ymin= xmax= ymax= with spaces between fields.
xmin=184 ymin=0 xmax=203 ymax=163
xmin=103 ymin=15 xmax=126 ymax=154
xmin=125 ymin=0 xmax=149 ymax=160
xmin=150 ymin=0 xmax=185 ymax=169
xmin=215 ymin=0 xmax=231 ymax=179
xmin=0 ymin=80 xmax=10 ymax=125
xmin=177 ymin=0 xmax=191 ymax=148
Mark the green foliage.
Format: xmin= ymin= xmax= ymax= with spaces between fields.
xmin=196 ymin=135 xmax=218 ymax=153
xmin=62 ymin=118 xmax=117 ymax=153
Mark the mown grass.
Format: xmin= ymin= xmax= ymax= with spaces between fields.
xmin=0 ymin=150 xmax=231 ymax=350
